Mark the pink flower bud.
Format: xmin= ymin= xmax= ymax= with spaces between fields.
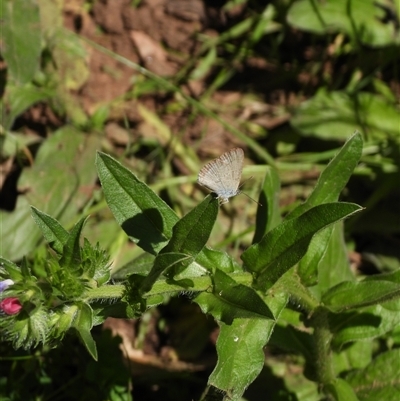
xmin=0 ymin=297 xmax=22 ymax=315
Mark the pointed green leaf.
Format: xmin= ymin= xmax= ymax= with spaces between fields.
xmin=96 ymin=152 xmax=179 ymax=255
xmin=322 ymin=279 xmax=400 ymax=312
xmin=31 ymin=206 xmax=69 ymax=254
xmin=72 ymin=302 xmax=97 ymax=360
xmin=163 ymin=195 xmax=218 ymax=256
xmin=289 ymin=131 xmax=363 ymax=219
xmin=325 ymin=378 xmax=359 ymax=401
xmin=346 ymin=349 xmax=400 ymax=401
xmin=195 ymin=269 xmax=274 ymax=323
xmin=253 ymin=166 xmax=281 ymax=243
xmin=20 ymin=257 xmax=32 ymax=279
xmin=140 ymin=252 xmax=194 ymax=293
xmin=242 ymin=202 xmax=362 ymax=290
xmin=209 ymin=318 xmax=274 ymax=400
xmin=299 ymin=223 xmax=354 ymax=291
xmin=133 ymin=196 xmax=218 ymax=292
xmin=52 ymin=304 xmax=78 ymax=339
xmin=209 ymin=318 xmax=275 ymax=400
xmin=330 ymin=304 xmax=400 ymax=347
xmin=294 ymin=133 xmax=362 ymax=286
xmin=363 ymin=269 xmax=400 ymax=285
xmin=0 ymin=257 xmax=22 ymax=281
xmin=208 ymin=291 xmax=287 ymax=399
xmin=195 ymin=247 xmax=241 ymax=274
xmin=297 ymin=227 xmax=334 ymax=287
xmin=59 ymin=217 xmax=88 ymax=269
xmin=162 ymin=195 xmax=218 ymax=277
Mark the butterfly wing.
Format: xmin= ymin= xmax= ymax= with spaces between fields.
xmin=198 ymin=148 xmax=244 ymax=201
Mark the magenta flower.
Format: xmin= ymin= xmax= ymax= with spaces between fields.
xmin=0 ymin=297 xmax=22 ymax=315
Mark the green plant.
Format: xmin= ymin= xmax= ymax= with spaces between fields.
xmin=2 ymin=132 xmax=399 ymax=400
xmin=1 ymin=0 xmax=399 ymax=399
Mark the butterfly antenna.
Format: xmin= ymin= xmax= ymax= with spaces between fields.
xmin=241 ymin=191 xmax=262 ymax=206
xmin=239 ymin=176 xmax=262 ymax=206
xmin=239 ymin=176 xmax=253 ymax=189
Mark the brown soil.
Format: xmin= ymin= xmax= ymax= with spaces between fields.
xmin=59 ymin=0 xmax=301 ymax=156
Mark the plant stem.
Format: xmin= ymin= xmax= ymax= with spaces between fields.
xmin=84 ymin=275 xmax=214 ymax=302
xmin=85 ymin=284 xmax=125 ymax=300
xmin=311 ymin=307 xmax=335 ymax=387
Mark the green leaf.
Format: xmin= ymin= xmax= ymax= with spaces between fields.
xmin=115 ymin=231 xmax=240 ymax=280
xmin=252 ymin=166 xmax=281 ymax=243
xmin=322 ymin=279 xmax=400 ymax=312
xmin=209 ymin=319 xmax=273 ymax=400
xmin=299 ymin=223 xmax=354 ymax=292
xmin=208 ymin=291 xmax=287 ymax=399
xmin=190 ymin=47 xmax=217 ymax=81
xmin=333 ymin=341 xmax=373 ymax=372
xmin=20 ymin=257 xmax=32 ymax=279
xmin=0 ymin=127 xmax=100 ymax=261
xmin=13 ymin=308 xmax=49 ymax=349
xmin=297 ymin=227 xmax=335 ymax=288
xmin=161 ymin=195 xmax=218 ymax=278
xmin=52 ymin=304 xmax=78 ymax=339
xmin=325 ymin=378 xmax=359 ymax=401
xmin=295 ymin=132 xmax=361 ymax=288
xmin=195 ymin=269 xmax=274 ymax=324
xmin=1 ymin=0 xmax=42 ymax=83
xmin=59 ymin=217 xmax=88 ymax=269
xmin=1 ymin=130 xmax=40 ymax=158
xmin=363 ymin=269 xmax=400 ymax=284
xmin=162 ymin=195 xmax=219 ymax=257
xmin=291 ymin=90 xmax=400 ymax=141
xmin=81 ymin=238 xmax=111 ymax=286
xmin=269 ymin=323 xmax=313 ymax=361
xmin=242 ymin=202 xmax=362 ymax=290
xmin=330 ymin=304 xmax=400 ymax=348
xmin=289 ymin=132 xmax=363 ymax=219
xmin=72 ymin=302 xmax=98 ymax=360
xmin=346 ymin=349 xmax=400 ymax=401
xmin=195 ymin=247 xmax=242 ymax=274
xmin=140 ymin=253 xmax=194 ymax=293
xmin=250 ymin=4 xmax=281 ymax=41
xmin=31 ymin=206 xmax=69 ymax=254
xmin=0 ymin=257 xmax=23 ymax=281
xmin=112 ymin=252 xmax=156 ymax=279
xmin=50 ymin=30 xmax=90 ymax=91
xmin=2 ymin=83 xmax=53 ymax=130
xmin=287 ymin=0 xmax=400 ymax=47
xmin=96 ymin=152 xmax=179 ymax=255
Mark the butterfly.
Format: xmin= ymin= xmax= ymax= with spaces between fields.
xmin=197 ymin=148 xmax=245 ymax=204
